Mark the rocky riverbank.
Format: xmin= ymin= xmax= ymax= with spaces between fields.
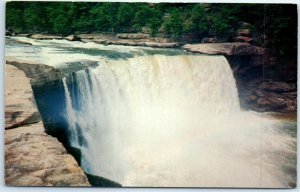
xmin=5 ymin=64 xmax=90 ymax=186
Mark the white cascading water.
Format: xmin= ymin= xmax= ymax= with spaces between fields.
xmin=62 ymin=54 xmax=295 ymax=188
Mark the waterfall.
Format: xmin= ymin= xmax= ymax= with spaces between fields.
xmin=62 ymin=54 xmax=294 ymax=188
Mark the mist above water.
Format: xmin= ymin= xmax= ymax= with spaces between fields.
xmin=62 ymin=54 xmax=295 ymax=188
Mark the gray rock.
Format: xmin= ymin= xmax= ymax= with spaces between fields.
xmin=65 ymin=34 xmax=80 ymax=41
xmin=183 ymin=43 xmax=265 ymax=56
xmin=6 ymin=60 xmax=64 ymax=87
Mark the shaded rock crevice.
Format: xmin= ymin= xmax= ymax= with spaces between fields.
xmin=5 ymin=64 xmax=90 ymax=186
xmin=6 ymin=61 xmax=123 ymax=187
xmin=226 ymin=55 xmax=297 ymax=113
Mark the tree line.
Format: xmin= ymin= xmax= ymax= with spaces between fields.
xmin=6 ymin=2 xmax=297 ymax=55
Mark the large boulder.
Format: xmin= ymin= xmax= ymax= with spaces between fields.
xmin=256 ymin=97 xmax=287 ymax=110
xmin=65 ymin=34 xmax=81 ymax=41
xmin=240 ymin=81 xmax=297 ymax=113
xmin=183 ymin=43 xmax=265 ymax=56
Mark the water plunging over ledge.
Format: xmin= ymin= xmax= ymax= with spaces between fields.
xmin=6 ymin=37 xmax=296 ymax=188
xmin=61 ymin=55 xmax=295 ymax=188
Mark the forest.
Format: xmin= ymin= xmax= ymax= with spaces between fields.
xmin=6 ymin=2 xmax=297 ymax=56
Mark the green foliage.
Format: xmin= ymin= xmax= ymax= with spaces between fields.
xmin=182 ymin=4 xmax=208 ymax=34
xmin=23 ymin=3 xmax=47 ymax=32
xmin=46 ymin=3 xmax=73 ymax=34
xmin=89 ymin=3 xmax=117 ymax=32
xmin=5 ymin=2 xmax=297 ymax=56
xmin=115 ymin=3 xmax=135 ymax=32
xmin=134 ymin=4 xmax=162 ymax=35
xmin=265 ymin=4 xmax=297 ymax=56
xmin=6 ymin=2 xmax=25 ymax=33
xmin=163 ymin=9 xmax=183 ymax=37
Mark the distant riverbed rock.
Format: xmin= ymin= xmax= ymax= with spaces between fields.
xmin=77 ymin=33 xmax=179 ymax=48
xmin=31 ymin=34 xmax=63 ymax=40
xmin=5 ymin=63 xmax=90 ymax=186
xmin=183 ymin=43 xmax=265 ymax=56
xmin=116 ymin=33 xmax=150 ymax=39
xmin=65 ymin=34 xmax=81 ymax=41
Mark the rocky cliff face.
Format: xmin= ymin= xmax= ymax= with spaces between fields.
xmin=226 ymin=54 xmax=297 ymax=113
xmin=5 ymin=64 xmax=90 ymax=186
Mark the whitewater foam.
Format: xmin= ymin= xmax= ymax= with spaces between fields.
xmin=62 ymin=54 xmax=295 ymax=187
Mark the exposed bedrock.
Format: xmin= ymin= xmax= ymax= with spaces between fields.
xmin=31 ymin=34 xmax=63 ymax=40
xmin=227 ymin=55 xmax=297 ymax=113
xmin=78 ymin=33 xmax=180 ymax=48
xmin=5 ymin=65 xmax=40 ymax=129
xmin=5 ymin=64 xmax=90 ymax=186
xmin=183 ymin=43 xmax=266 ymax=55
xmin=6 ymin=59 xmax=64 ymax=87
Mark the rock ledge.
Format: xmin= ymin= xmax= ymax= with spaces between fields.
xmin=5 ymin=64 xmax=90 ymax=186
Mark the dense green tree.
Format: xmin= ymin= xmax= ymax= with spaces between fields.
xmin=163 ymin=9 xmax=183 ymax=37
xmin=265 ymin=4 xmax=297 ymax=56
xmin=46 ymin=3 xmax=73 ymax=34
xmin=90 ymin=3 xmax=116 ymax=32
xmin=6 ymin=2 xmax=25 ymax=33
xmin=23 ymin=3 xmax=47 ymax=32
xmin=182 ymin=4 xmax=208 ymax=34
xmin=133 ymin=4 xmax=162 ymax=35
xmin=114 ymin=3 xmax=135 ymax=32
